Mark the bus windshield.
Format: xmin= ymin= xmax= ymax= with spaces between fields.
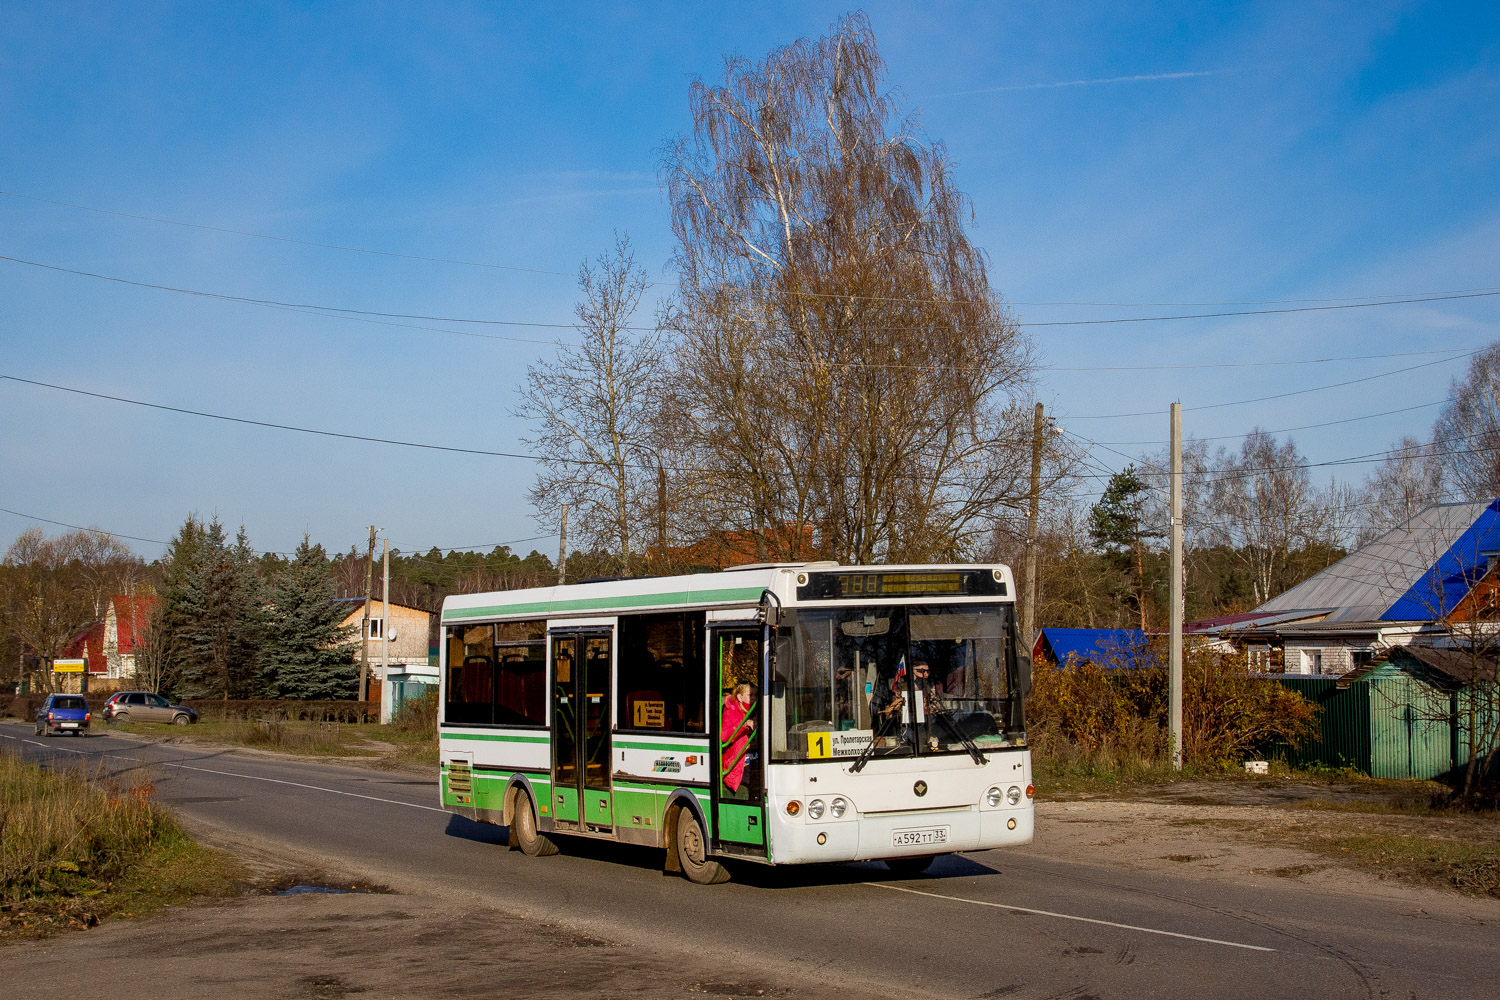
xmin=770 ymin=604 xmax=1022 ymax=762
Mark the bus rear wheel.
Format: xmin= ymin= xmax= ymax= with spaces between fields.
xmin=512 ymin=789 xmax=559 ymax=858
xmin=884 ymin=855 xmax=938 ymax=876
xmin=674 ymin=808 xmax=730 ymax=885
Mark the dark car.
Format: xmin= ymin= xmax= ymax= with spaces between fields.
xmin=35 ymin=694 xmax=91 ymax=736
xmin=103 ymin=691 xmax=198 ymax=725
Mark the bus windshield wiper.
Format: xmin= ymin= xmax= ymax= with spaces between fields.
xmin=924 ymin=685 xmax=986 ymax=766
xmin=848 ymin=698 xmax=903 ymax=774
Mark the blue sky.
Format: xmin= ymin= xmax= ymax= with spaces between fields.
xmin=2 ymin=2 xmax=1497 ymax=561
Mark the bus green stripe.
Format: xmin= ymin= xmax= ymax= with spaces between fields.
xmin=442 ymin=732 xmax=550 ymax=744
xmin=442 ymin=586 xmax=764 ymax=622
xmin=614 ymin=740 xmax=708 ymax=751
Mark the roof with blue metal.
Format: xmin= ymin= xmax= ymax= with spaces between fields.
xmin=1256 ymin=500 xmax=1500 ymax=623
xmin=1036 ymin=628 xmax=1158 ymax=668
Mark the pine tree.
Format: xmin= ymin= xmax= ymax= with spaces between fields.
xmin=1089 ymin=467 xmax=1158 ymax=630
xmin=263 ymin=535 xmax=358 ymax=699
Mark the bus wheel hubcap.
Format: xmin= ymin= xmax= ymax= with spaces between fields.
xmin=683 ymin=822 xmax=705 ymax=864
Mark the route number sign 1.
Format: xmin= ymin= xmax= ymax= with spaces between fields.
xmin=806 ymin=731 xmax=832 ymax=759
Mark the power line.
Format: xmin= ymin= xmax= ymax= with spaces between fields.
xmin=1048 ymin=350 xmax=1476 ymax=373
xmin=0 ymin=190 xmax=590 ymax=281
xmin=5 ymin=251 xmax=1496 ymax=337
xmin=0 ymin=504 xmax=171 ymax=547
xmin=1067 ymin=352 xmax=1475 ymax=419
xmin=0 ymin=254 xmax=588 ymax=331
xmin=14 ymin=188 xmax=1500 ymax=311
xmin=0 ymin=374 xmax=545 ymax=463
xmin=0 ymin=502 xmax=555 ymax=559
xmin=1081 ymin=399 xmax=1447 ymax=446
xmin=1022 ymin=291 xmax=1500 ymax=327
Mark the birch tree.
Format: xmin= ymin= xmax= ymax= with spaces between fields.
xmin=1204 ymin=431 xmax=1347 ymax=606
xmin=516 ymin=233 xmax=663 ymax=575
xmin=1433 ymin=344 xmax=1500 ymax=501
xmin=658 ymin=12 xmax=1033 ymax=564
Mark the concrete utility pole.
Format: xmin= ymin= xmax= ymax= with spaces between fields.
xmin=358 ymin=525 xmax=376 ymax=706
xmin=1170 ymin=403 xmax=1184 ymax=770
xmin=558 ymin=505 xmax=569 ymax=585
xmin=1022 ymin=402 xmax=1045 ymax=655
xmin=380 ymin=536 xmax=391 ymax=725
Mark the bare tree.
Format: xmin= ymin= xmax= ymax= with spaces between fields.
xmin=658 ymin=13 xmax=1034 ymax=565
xmin=1203 ymin=431 xmax=1347 ymax=606
xmin=1434 ymin=344 xmax=1500 ymax=501
xmin=516 ymin=233 xmax=663 ymax=574
xmin=1357 ymin=436 xmax=1445 ymax=544
xmin=0 ymin=527 xmax=141 ymax=691
xmin=132 ymin=590 xmax=174 ymax=693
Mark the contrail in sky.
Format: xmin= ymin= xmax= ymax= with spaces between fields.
xmin=932 ymin=70 xmax=1226 ymax=98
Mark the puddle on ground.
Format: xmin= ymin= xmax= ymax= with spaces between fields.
xmin=262 ymin=875 xmax=391 ymax=896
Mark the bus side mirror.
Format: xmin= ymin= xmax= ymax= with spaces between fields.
xmin=1016 ymin=654 xmax=1033 ymax=698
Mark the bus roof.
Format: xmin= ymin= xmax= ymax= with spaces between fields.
xmin=440 ymin=563 xmax=1014 ymax=624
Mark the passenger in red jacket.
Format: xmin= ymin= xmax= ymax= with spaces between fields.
xmin=720 ymin=683 xmax=756 ymax=794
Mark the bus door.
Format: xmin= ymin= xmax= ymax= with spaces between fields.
xmin=550 ymin=630 xmax=614 ymax=832
xmin=711 ymin=627 xmax=765 ymax=849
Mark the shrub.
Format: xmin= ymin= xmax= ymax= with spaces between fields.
xmin=1027 ymin=640 xmax=1320 ymax=770
xmin=390 ymin=686 xmax=438 ymax=735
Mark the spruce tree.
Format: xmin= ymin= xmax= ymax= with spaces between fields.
xmin=172 ymin=519 xmax=268 ymax=699
xmin=157 ymin=515 xmax=206 ymax=697
xmin=264 ymin=535 xmax=358 ymax=699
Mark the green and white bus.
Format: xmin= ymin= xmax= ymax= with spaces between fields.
xmin=438 ymin=563 xmax=1034 ymax=884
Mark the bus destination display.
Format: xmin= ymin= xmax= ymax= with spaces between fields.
xmin=796 ymin=570 xmax=1006 ymax=600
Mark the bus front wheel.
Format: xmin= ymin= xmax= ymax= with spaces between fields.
xmin=674 ymin=808 xmax=731 ymax=885
xmin=512 ymin=789 xmax=559 ymax=858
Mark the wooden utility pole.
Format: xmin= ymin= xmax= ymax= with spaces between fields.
xmin=558 ymin=505 xmax=569 ymax=585
xmin=1170 ymin=403 xmax=1184 ymax=770
xmin=1022 ymin=402 xmax=1045 ymax=654
xmin=358 ymin=525 xmax=376 ymax=705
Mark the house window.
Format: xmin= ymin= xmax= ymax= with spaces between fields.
xmin=364 ymin=618 xmax=384 ymax=640
xmin=1308 ymin=651 xmax=1323 ymax=675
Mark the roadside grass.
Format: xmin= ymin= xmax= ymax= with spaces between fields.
xmin=107 ymin=716 xmax=439 ymax=770
xmin=0 ymin=754 xmax=241 ymax=940
xmin=1290 ymin=831 xmax=1500 ymax=898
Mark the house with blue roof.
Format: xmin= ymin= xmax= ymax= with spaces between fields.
xmin=1189 ymin=500 xmax=1500 ymax=675
xmin=1032 ymin=628 xmax=1160 ymax=669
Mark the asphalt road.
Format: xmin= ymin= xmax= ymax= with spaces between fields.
xmin=3 ymin=720 xmax=1496 ymax=1000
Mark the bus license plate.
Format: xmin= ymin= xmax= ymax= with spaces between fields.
xmin=893 ymin=827 xmax=947 ymax=847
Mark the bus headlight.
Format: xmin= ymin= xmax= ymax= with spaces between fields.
xmin=1006 ymin=785 xmax=1022 ymax=806
xmin=830 ymin=797 xmax=847 ymax=818
xmin=985 ymin=786 xmax=1003 ymax=807
xmin=807 ymin=799 xmax=825 ymax=820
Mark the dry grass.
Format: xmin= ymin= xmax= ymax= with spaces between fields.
xmin=109 ymin=714 xmax=439 ymax=770
xmin=0 ymin=754 xmax=240 ymax=938
xmin=1289 ymin=830 xmax=1500 ymax=897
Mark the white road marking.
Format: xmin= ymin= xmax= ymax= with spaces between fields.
xmin=869 ymin=882 xmax=1277 ymax=952
xmin=0 ymin=725 xmax=449 ymax=814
